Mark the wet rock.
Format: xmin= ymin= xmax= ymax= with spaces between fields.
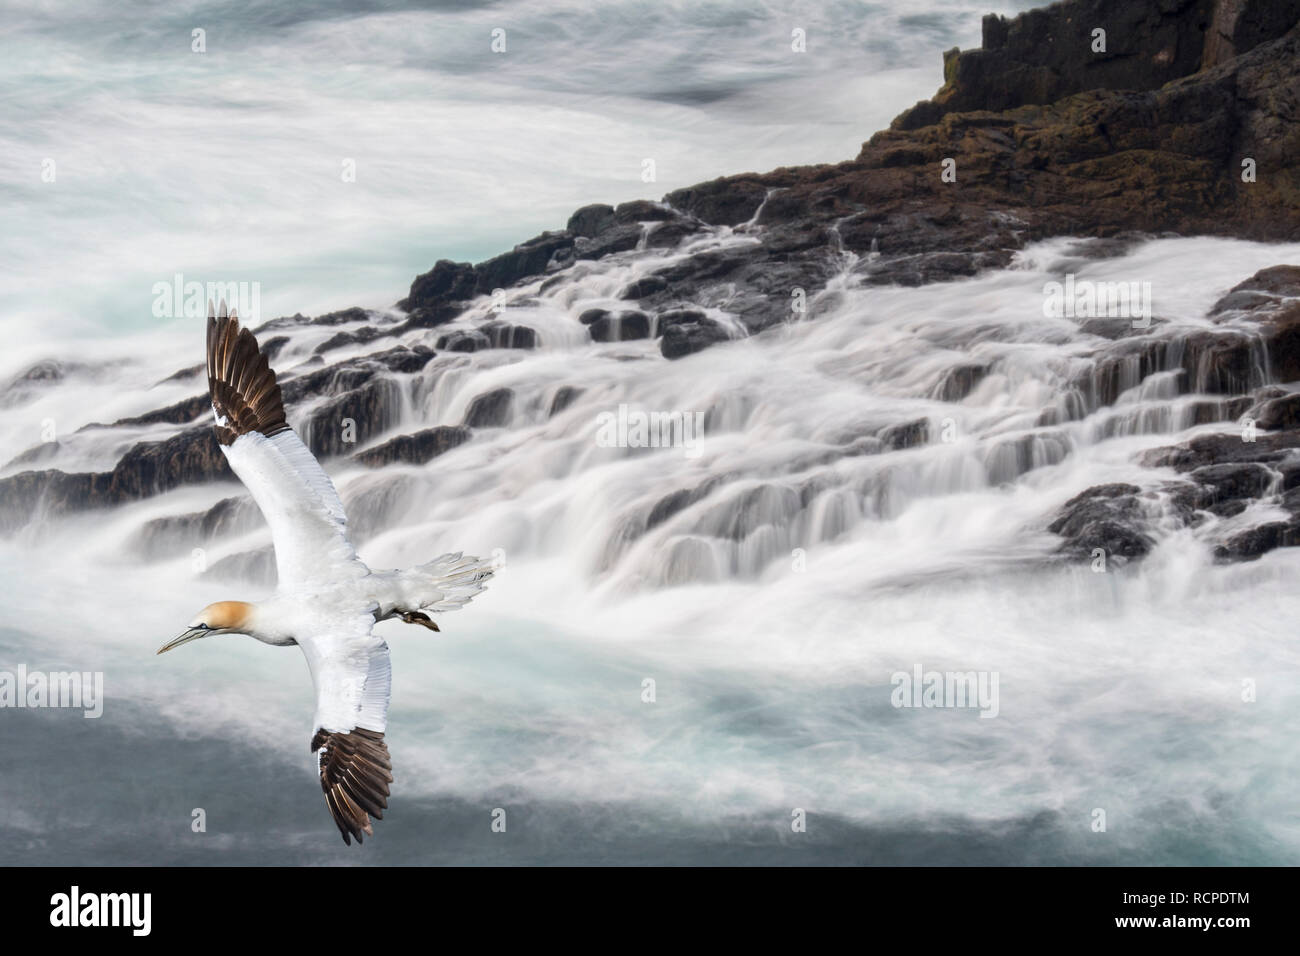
xmin=475 ymin=231 xmax=575 ymax=294
xmin=133 ymin=495 xmax=261 ymax=559
xmin=99 ymin=393 xmax=211 ymax=428
xmin=1078 ymin=317 xmax=1163 ymax=339
xmin=0 ymin=470 xmax=106 ymax=532
xmin=1 ymin=360 xmax=87 ymax=408
xmin=315 ymin=326 xmax=385 ymax=354
xmin=574 ymin=223 xmax=643 ymax=261
xmin=298 ymin=378 xmax=402 ymax=458
xmin=548 ymin=386 xmax=584 ymax=417
xmin=658 ymin=311 xmax=730 ymax=359
xmin=435 ymin=329 xmax=491 ymax=353
xmin=1215 ymin=521 xmax=1300 ymax=561
xmin=481 ymin=322 xmax=537 ymax=349
xmin=880 ymin=419 xmax=929 ymax=450
xmin=2 ymin=440 xmax=61 ymax=470
xmin=310 ymin=307 xmax=371 ymax=326
xmin=935 ymin=364 xmax=987 ymax=401
xmin=646 ymin=476 xmax=728 ymax=529
xmin=613 ymin=200 xmax=676 ymax=223
xmin=588 ymin=310 xmax=650 ymax=342
xmin=353 ymin=425 xmax=471 ymax=468
xmin=1048 ymin=483 xmax=1152 ymax=560
xmin=1216 ymin=265 xmax=1300 ymax=305
xmin=463 ymin=387 xmax=514 ymax=427
xmin=567 ymin=203 xmax=616 ymax=238
xmin=1254 ymin=392 xmax=1300 ymax=429
xmin=1141 ymin=431 xmax=1300 ymax=471
xmin=620 ymin=275 xmax=669 ymax=299
xmin=1187 ymin=462 xmax=1274 ymax=510
xmin=664 ymin=177 xmax=768 ymax=226
xmin=645 ymin=217 xmax=707 ymax=248
xmin=402 ymin=260 xmax=477 ymax=312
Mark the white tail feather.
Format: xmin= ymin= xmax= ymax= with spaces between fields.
xmin=395 ymin=551 xmax=495 ymax=614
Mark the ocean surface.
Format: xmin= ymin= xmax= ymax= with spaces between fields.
xmin=3 ymin=1 xmax=1297 ymax=866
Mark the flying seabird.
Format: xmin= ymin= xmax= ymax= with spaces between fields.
xmin=158 ymin=300 xmax=494 ymax=845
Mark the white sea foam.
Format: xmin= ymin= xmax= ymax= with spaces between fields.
xmin=3 ymin=232 xmax=1299 ymax=862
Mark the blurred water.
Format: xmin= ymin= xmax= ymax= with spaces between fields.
xmin=0 ymin=0 xmax=1034 ymax=337
xmin=2 ymin=227 xmax=1299 ymax=864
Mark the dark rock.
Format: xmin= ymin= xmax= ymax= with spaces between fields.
xmin=1141 ymin=431 xmax=1300 ymax=471
xmin=880 ymin=419 xmax=929 ymax=449
xmin=567 ymin=203 xmax=616 ymax=238
xmin=1078 ymin=317 xmax=1163 ymax=339
xmin=435 ymin=329 xmax=491 ymax=353
xmin=1048 ymin=483 xmax=1152 ymax=560
xmin=401 ymin=302 xmax=464 ymax=331
xmin=1186 ymin=462 xmax=1274 ymax=507
xmin=589 ymin=311 xmax=650 ymax=342
xmin=890 ymin=0 xmax=1296 ymax=131
xmin=463 ymin=387 xmax=514 ymax=428
xmin=315 ymin=326 xmax=385 ymax=354
xmin=475 ymin=232 xmax=575 ymax=294
xmin=100 ymin=393 xmax=210 ymax=428
xmin=1255 ymin=392 xmax=1300 ymax=429
xmin=614 ymin=200 xmax=676 ymax=223
xmin=298 ymin=378 xmax=402 ymax=458
xmin=548 ymin=386 xmax=584 ymax=417
xmin=658 ymin=311 xmax=730 ymax=359
xmin=310 ymin=307 xmax=370 ymax=326
xmin=620 ymin=275 xmax=669 ymax=299
xmin=402 ymin=260 xmax=477 ymax=312
xmin=1221 ymin=264 xmax=1300 ymax=300
xmin=353 ymin=426 xmax=471 ymax=468
xmin=645 ymin=217 xmax=707 ymax=248
xmin=371 ymin=345 xmax=437 ymax=375
xmin=664 ymin=177 xmax=768 ymax=226
xmin=1215 ymin=522 xmax=1300 ymax=561
xmin=482 ymin=322 xmax=537 ymax=349
xmin=646 ymin=476 xmax=728 ymax=529
xmin=935 ymin=364 xmax=987 ymax=401
xmin=574 ymin=223 xmax=643 ymax=261
xmin=654 ymin=308 xmax=707 ymax=335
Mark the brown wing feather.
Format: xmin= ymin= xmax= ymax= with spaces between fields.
xmin=206 ymin=300 xmax=289 ymax=446
xmin=311 ymin=727 xmax=393 ymax=846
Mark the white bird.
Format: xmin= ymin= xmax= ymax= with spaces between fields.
xmin=158 ymin=300 xmax=494 ymax=845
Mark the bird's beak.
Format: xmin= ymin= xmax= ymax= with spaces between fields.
xmin=157 ymin=627 xmax=208 ymax=655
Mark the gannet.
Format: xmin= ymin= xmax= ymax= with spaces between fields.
xmin=158 ymin=301 xmax=494 ymax=845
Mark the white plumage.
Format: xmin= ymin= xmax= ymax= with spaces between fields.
xmin=157 ymin=301 xmax=494 ymax=845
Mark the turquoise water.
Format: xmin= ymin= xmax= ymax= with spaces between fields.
xmin=5 ymin=2 xmax=1296 ymax=867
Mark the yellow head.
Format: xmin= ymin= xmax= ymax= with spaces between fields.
xmin=157 ymin=601 xmax=255 ymax=655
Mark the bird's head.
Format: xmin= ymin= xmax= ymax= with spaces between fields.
xmin=157 ymin=601 xmax=254 ymax=655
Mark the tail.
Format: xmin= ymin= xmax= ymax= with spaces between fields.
xmin=382 ymin=552 xmax=495 ymax=628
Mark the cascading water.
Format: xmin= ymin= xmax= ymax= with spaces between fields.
xmin=3 ymin=229 xmax=1299 ymax=864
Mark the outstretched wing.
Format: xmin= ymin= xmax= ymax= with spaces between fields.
xmin=206 ymin=300 xmax=364 ymax=588
xmin=300 ymin=617 xmax=393 ymax=846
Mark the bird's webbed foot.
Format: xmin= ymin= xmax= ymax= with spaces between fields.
xmin=399 ymin=610 xmax=441 ymax=632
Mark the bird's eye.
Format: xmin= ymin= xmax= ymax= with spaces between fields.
xmin=198 ymin=623 xmax=210 ymax=630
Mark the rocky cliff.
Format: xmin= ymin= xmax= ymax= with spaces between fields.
xmin=3 ymin=0 xmax=1300 ymax=572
